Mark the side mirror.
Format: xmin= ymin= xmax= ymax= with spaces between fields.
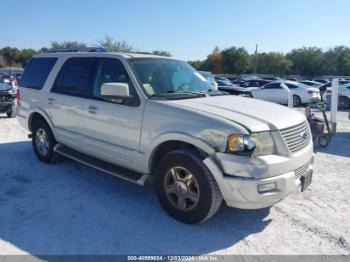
xmin=101 ymin=82 xmax=131 ymax=98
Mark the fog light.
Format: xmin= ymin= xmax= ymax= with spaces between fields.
xmin=258 ymin=183 xmax=277 ymax=193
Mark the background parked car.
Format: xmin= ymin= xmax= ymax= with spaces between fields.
xmin=299 ymin=80 xmax=323 ymax=88
xmin=239 ymin=79 xmax=271 ymax=91
xmin=323 ymin=83 xmax=350 ymax=109
xmin=216 ymin=79 xmax=252 ymax=97
xmin=261 ymin=76 xmax=282 ymax=81
xmin=0 ymin=83 xmax=17 ymax=118
xmin=0 ymin=74 xmax=18 ymax=87
xmin=313 ymin=78 xmax=329 ymax=84
xmin=252 ymin=81 xmax=320 ymax=106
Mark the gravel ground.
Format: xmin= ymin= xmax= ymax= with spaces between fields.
xmin=0 ymin=112 xmax=349 ymax=255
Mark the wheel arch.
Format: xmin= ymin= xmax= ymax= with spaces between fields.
xmin=28 ymin=109 xmax=54 ymax=134
xmin=147 ymin=134 xmax=216 ymax=175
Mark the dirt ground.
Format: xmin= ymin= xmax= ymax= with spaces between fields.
xmin=0 ymin=112 xmax=349 ymax=255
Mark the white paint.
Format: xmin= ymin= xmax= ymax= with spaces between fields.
xmin=331 ymin=78 xmax=339 ymax=124
xmin=280 ymin=82 xmax=293 ymax=108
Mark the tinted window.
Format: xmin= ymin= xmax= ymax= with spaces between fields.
xmin=20 ymin=57 xmax=57 ymax=89
xmin=264 ymin=83 xmax=281 ymax=89
xmin=92 ymin=58 xmax=138 ymax=104
xmin=52 ymin=57 xmax=95 ymax=97
xmin=286 ymin=83 xmax=298 ymax=89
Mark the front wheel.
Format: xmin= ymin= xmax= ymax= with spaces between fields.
xmin=6 ymin=109 xmax=16 ymax=118
xmin=155 ymin=149 xmax=222 ymax=224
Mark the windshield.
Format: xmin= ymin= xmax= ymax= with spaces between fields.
xmin=128 ymin=59 xmax=215 ymax=98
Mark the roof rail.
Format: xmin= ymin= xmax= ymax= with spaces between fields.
xmin=45 ymin=47 xmax=108 ymax=53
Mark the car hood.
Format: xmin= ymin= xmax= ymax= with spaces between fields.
xmin=168 ymin=95 xmax=306 ymax=132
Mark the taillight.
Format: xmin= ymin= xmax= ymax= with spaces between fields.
xmin=16 ymin=89 xmax=21 ymax=106
xmin=308 ymin=90 xmax=319 ymax=95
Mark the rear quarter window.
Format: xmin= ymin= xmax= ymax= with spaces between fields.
xmin=20 ymin=57 xmax=57 ymax=90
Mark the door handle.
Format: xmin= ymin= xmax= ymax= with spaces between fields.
xmin=88 ymin=106 xmax=98 ymax=114
xmin=48 ymin=98 xmax=55 ymax=105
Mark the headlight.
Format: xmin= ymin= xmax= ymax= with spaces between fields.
xmin=9 ymin=88 xmax=17 ymax=95
xmin=227 ymin=131 xmax=278 ymax=156
xmin=227 ymin=134 xmax=256 ymax=155
xmin=250 ymin=131 xmax=278 ymax=156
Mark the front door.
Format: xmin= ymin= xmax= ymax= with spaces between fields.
xmin=82 ymin=58 xmax=143 ymax=168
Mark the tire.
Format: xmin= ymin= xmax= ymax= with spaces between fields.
xmin=338 ymin=96 xmax=350 ymax=109
xmin=6 ymin=109 xmax=16 ymax=118
xmin=32 ymin=119 xmax=62 ymax=163
xmin=293 ymin=95 xmax=301 ymax=107
xmin=155 ymin=149 xmax=223 ymax=224
xmin=318 ymin=135 xmax=330 ymax=147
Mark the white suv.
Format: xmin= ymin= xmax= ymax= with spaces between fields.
xmin=17 ymin=49 xmax=314 ymax=223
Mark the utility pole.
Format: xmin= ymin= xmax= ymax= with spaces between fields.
xmin=253 ymin=44 xmax=258 ymax=74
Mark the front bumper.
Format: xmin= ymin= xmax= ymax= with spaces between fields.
xmin=203 ymin=144 xmax=314 ymax=209
xmin=0 ymin=102 xmax=13 ymax=113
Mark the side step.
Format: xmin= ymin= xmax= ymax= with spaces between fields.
xmin=54 ymin=144 xmax=149 ymax=186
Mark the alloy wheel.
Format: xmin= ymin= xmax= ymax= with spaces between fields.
xmin=163 ymin=167 xmax=200 ymax=211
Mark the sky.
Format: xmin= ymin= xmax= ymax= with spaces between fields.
xmin=2 ymin=0 xmax=350 ymax=60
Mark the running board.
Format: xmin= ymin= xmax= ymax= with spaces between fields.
xmin=54 ymin=144 xmax=149 ymax=186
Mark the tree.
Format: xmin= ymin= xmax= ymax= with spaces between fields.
xmin=97 ymin=35 xmax=134 ymax=52
xmin=188 ymin=60 xmax=205 ymax=70
xmin=221 ymin=47 xmax=250 ymax=74
xmin=286 ymin=47 xmax=323 ymax=76
xmin=322 ymin=46 xmax=350 ymax=75
xmin=18 ymin=48 xmax=37 ymax=67
xmin=0 ymin=47 xmax=20 ymax=66
xmin=50 ymin=41 xmax=87 ymax=49
xmin=255 ymin=52 xmax=292 ymax=76
xmin=152 ymin=50 xmax=171 ymax=57
xmin=205 ymin=47 xmax=223 ymax=74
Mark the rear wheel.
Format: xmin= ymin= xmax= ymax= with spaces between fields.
xmin=32 ymin=119 xmax=62 ymax=163
xmin=293 ymin=95 xmax=301 ymax=107
xmin=155 ymin=149 xmax=222 ymax=224
xmin=338 ymin=96 xmax=350 ymax=109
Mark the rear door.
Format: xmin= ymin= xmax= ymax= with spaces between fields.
xmin=46 ymin=57 xmax=96 ymax=150
xmin=82 ymin=57 xmax=143 ymax=168
xmin=254 ymin=83 xmax=281 ymax=102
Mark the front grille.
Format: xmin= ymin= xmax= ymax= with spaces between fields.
xmin=0 ymin=93 xmax=13 ymax=103
xmin=280 ymin=121 xmax=311 ymax=153
xmin=294 ymin=160 xmax=311 ymax=177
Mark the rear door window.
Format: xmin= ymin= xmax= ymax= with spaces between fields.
xmin=20 ymin=57 xmax=57 ymax=89
xmin=51 ymin=57 xmax=95 ymax=97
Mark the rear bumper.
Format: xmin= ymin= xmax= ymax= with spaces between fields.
xmin=203 ymin=146 xmax=314 ymax=209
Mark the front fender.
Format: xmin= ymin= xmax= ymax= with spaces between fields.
xmin=144 ymin=132 xmax=217 ymax=173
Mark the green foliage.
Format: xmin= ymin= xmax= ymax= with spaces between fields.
xmin=97 ymin=35 xmax=134 ymax=52
xmin=188 ymin=60 xmax=205 ymax=70
xmin=322 ymin=46 xmax=350 ymax=76
xmin=152 ymin=50 xmax=172 ymax=57
xmin=286 ymin=47 xmax=324 ymax=76
xmin=205 ymin=47 xmax=223 ymax=74
xmin=255 ymin=52 xmax=292 ymax=76
xmin=0 ymin=47 xmax=36 ymax=67
xmin=50 ymin=41 xmax=87 ymax=49
xmin=221 ymin=47 xmax=251 ymax=74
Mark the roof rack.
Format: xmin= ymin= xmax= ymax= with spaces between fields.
xmin=45 ymin=47 xmax=108 ymax=53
